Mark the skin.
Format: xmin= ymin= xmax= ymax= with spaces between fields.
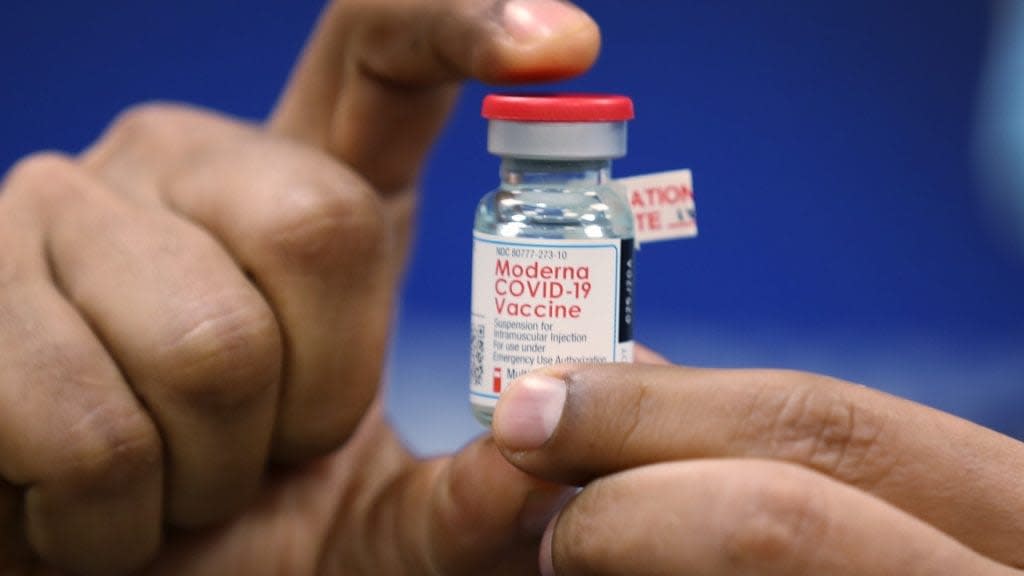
xmin=492 ymin=362 xmax=1024 ymax=575
xmin=4 ymin=1 xmax=1022 ymax=575
xmin=0 ymin=0 xmax=600 ymax=574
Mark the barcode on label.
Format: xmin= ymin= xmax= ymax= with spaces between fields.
xmin=470 ymin=322 xmax=485 ymax=388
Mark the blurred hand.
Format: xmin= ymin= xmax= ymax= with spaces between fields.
xmin=493 ymin=359 xmax=1024 ymax=575
xmin=0 ymin=0 xmax=599 ymax=573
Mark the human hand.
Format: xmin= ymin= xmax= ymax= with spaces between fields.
xmin=493 ymin=358 xmax=1024 ymax=574
xmin=0 ymin=0 xmax=599 ymax=573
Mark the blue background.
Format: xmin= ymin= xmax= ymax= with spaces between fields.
xmin=2 ymin=1 xmax=1022 ymax=451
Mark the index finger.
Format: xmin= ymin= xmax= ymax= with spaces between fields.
xmin=491 ymin=364 xmax=1024 ymax=567
xmin=270 ymin=0 xmax=601 ymax=194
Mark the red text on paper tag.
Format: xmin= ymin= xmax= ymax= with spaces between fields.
xmin=615 ymin=169 xmax=697 ymax=244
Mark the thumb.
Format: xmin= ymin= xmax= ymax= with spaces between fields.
xmin=269 ymin=0 xmax=601 ymax=194
xmin=322 ymin=435 xmax=571 ymax=575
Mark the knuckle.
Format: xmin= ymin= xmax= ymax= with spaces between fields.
xmin=2 ymin=152 xmax=80 ymax=200
xmin=723 ymin=472 xmax=826 ymax=572
xmin=157 ymin=293 xmax=281 ymax=410
xmin=785 ymin=385 xmax=887 ymax=479
xmin=259 ymin=174 xmax=385 ymax=271
xmin=90 ymin=102 xmax=251 ymax=172
xmin=103 ymin=102 xmax=187 ymax=144
xmin=4 ymin=151 xmax=77 ymax=184
xmin=2 ymin=152 xmax=118 ymax=224
xmin=59 ymin=402 xmax=161 ymax=493
xmin=742 ymin=372 xmax=889 ymax=481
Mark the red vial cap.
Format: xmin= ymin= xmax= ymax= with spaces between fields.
xmin=482 ymin=94 xmax=635 ymax=122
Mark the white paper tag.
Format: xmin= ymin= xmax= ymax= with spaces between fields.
xmin=614 ymin=169 xmax=698 ymax=244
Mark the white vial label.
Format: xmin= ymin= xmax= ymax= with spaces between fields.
xmin=470 ymin=232 xmax=634 ymax=411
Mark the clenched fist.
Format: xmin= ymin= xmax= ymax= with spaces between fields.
xmin=0 ymin=0 xmax=600 ymax=574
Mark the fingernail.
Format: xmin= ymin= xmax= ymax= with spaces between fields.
xmin=520 ymin=487 xmax=574 ymax=537
xmin=494 ymin=374 xmax=567 ymax=450
xmin=539 ymin=511 xmax=559 ymax=576
xmin=501 ymin=0 xmax=591 ymax=44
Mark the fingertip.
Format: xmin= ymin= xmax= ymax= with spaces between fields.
xmin=501 ymin=0 xmax=594 ymax=44
xmin=479 ymin=0 xmax=601 ymax=84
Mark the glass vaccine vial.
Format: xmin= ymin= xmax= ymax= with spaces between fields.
xmin=470 ymin=94 xmax=636 ymax=426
